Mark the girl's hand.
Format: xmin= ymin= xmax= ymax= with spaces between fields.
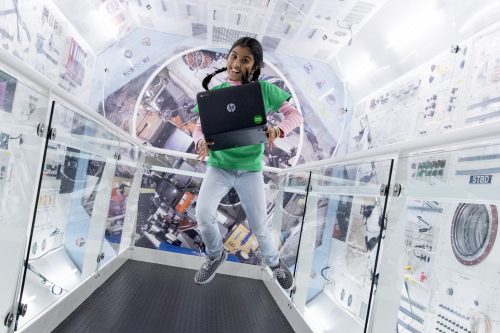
xmin=266 ymin=126 xmax=282 ymax=149
xmin=196 ymin=139 xmax=212 ymax=161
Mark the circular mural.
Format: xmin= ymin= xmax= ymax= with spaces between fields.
xmin=134 ymin=48 xmax=303 ymax=168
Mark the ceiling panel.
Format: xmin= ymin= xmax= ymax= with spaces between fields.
xmin=51 ymin=0 xmax=389 ymax=59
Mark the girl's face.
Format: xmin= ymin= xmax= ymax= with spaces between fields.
xmin=226 ymin=45 xmax=255 ymax=81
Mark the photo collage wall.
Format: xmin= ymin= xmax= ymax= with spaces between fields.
xmin=0 ymin=0 xmax=95 ymax=99
xmin=348 ymin=24 xmax=500 ymax=154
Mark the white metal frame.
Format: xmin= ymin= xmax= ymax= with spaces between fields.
xmin=130 ymin=246 xmax=263 ymax=280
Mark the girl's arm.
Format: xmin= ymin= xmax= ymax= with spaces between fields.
xmin=192 ymin=118 xmax=211 ymax=160
xmin=192 ymin=117 xmax=205 ymax=147
xmin=275 ymin=101 xmax=303 ymax=137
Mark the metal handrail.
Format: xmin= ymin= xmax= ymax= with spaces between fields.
xmin=144 ymin=146 xmax=282 ymax=173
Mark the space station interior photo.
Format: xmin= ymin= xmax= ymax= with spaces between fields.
xmin=1 ymin=0 xmax=500 ymax=332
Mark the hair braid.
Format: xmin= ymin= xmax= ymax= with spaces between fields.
xmin=241 ymin=67 xmax=261 ymax=85
xmin=251 ymin=68 xmax=261 ymax=82
xmin=241 ymin=70 xmax=250 ymax=84
xmin=202 ymin=67 xmax=227 ymax=91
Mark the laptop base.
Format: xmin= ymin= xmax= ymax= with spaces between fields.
xmin=206 ymin=126 xmax=267 ymax=151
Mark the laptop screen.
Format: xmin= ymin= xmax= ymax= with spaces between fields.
xmin=196 ymin=81 xmax=267 ymax=136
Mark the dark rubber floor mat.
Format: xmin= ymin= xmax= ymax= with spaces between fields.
xmin=53 ymin=260 xmax=295 ymax=333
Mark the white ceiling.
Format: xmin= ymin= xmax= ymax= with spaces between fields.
xmin=52 ymin=0 xmax=388 ymax=59
xmin=51 ymin=0 xmax=500 ymax=100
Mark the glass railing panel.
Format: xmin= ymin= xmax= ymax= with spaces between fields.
xmin=17 ymin=103 xmax=121 ymax=328
xmin=0 ymin=69 xmax=49 ymax=333
xmin=291 ymin=159 xmax=394 ymax=333
xmin=98 ymin=161 xmax=138 ymax=267
xmin=276 ymin=170 xmax=312 ymax=283
xmin=134 ymin=153 xmax=206 ymax=256
xmin=388 ymin=142 xmax=500 ymax=333
xmin=96 ymin=138 xmax=144 ymax=267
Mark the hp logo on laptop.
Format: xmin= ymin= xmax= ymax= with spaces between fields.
xmin=226 ymin=103 xmax=236 ymax=112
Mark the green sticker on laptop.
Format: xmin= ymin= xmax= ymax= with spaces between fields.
xmin=253 ymin=114 xmax=263 ymax=124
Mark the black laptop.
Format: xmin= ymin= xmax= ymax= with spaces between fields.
xmin=196 ymin=81 xmax=267 ymax=151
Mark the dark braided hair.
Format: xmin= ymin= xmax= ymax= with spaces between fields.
xmin=202 ymin=37 xmax=264 ymax=91
xmin=202 ymin=67 xmax=227 ymax=91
